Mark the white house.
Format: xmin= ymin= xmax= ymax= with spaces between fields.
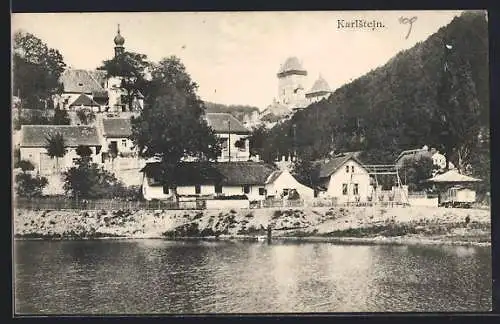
xmin=265 ymin=169 xmax=315 ymax=200
xmin=316 ymin=152 xmax=372 ymax=204
xmin=101 ymin=117 xmax=136 ymax=157
xmin=19 ymin=125 xmax=102 ymax=175
xmin=140 ymin=161 xmax=276 ymax=201
xmin=205 ymin=113 xmax=251 ymax=162
xmin=56 ymin=69 xmax=109 ymax=111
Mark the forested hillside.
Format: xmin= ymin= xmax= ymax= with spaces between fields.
xmin=257 ymin=11 xmax=489 ymax=185
xmin=204 ymin=102 xmax=260 ymax=123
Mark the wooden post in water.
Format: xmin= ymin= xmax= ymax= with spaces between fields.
xmin=267 ymin=224 xmax=272 ymax=244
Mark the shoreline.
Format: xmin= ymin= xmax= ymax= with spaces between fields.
xmin=13 ymin=233 xmax=491 ymax=248
xmin=13 ymin=206 xmax=491 ymax=247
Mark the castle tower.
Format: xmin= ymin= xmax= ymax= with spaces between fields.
xmin=114 ymin=24 xmax=125 ymax=57
xmin=306 ymin=74 xmax=332 ymax=103
xmin=277 ymin=57 xmax=307 ymax=107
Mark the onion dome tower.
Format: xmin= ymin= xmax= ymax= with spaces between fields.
xmin=114 ymin=24 xmax=125 ymax=57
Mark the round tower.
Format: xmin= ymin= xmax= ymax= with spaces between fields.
xmin=114 ymin=24 xmax=125 ymax=57
xmin=277 ymin=57 xmax=307 ymax=106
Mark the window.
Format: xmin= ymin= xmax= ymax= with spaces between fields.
xmin=353 ymin=184 xmax=359 ymax=196
xmin=215 ymin=184 xmax=222 ymax=194
xmin=243 ymin=185 xmax=250 ymax=194
xmin=72 ymin=158 xmax=78 ymax=163
xmin=342 ymin=184 xmax=348 ymax=195
xmin=283 ymin=189 xmax=289 ymax=196
xmin=195 ymin=185 xmax=201 ymax=194
xmin=122 ymin=139 xmax=127 ymax=148
xmin=259 ymin=188 xmax=266 ymax=196
xmin=162 ymin=185 xmax=169 ymax=194
xmin=351 ymin=166 xmax=355 ymax=173
xmin=345 ymin=165 xmax=349 ymax=173
xmin=221 ymin=138 xmax=228 ymax=150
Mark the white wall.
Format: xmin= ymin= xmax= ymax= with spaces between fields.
xmin=326 ymin=159 xmax=371 ymax=203
xmin=265 ymin=170 xmax=314 ymax=200
xmin=20 ymin=146 xmax=101 ymax=175
xmin=217 ymin=133 xmax=250 ymax=162
xmin=206 ymin=199 xmax=250 ymax=209
xmin=278 ymin=74 xmax=307 ymax=106
xmin=103 ymin=137 xmax=135 ymax=155
xmin=408 ymin=197 xmax=439 ymax=207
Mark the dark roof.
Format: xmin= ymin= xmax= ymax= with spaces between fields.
xmin=395 ymin=148 xmax=430 ymax=162
xmin=206 ymin=113 xmax=250 ymax=134
xmin=60 ymin=69 xmax=106 ymax=94
xmin=141 ymin=162 xmax=277 ymax=186
xmin=277 ymin=57 xmax=307 ymax=76
xmin=102 ymin=118 xmax=132 ymax=138
xmin=265 ymin=170 xmax=283 ymax=184
xmin=318 ymin=152 xmax=365 ymax=178
xmin=20 ymin=125 xmax=101 ymax=148
xmin=69 ymin=94 xmax=101 ymax=107
xmin=306 ymin=75 xmax=331 ymax=96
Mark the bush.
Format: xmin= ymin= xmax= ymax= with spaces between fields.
xmin=15 ymin=159 xmax=35 ymax=172
xmin=63 ymin=158 xmax=123 ymax=199
xmin=15 ymin=172 xmax=48 ymax=198
xmin=76 ymin=109 xmax=96 ymax=125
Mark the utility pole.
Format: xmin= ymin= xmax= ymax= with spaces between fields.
xmin=292 ymin=123 xmax=297 ymax=161
xmin=228 ymin=119 xmax=231 ymax=162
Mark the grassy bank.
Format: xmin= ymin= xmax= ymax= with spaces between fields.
xmin=13 ymin=206 xmax=491 ymax=246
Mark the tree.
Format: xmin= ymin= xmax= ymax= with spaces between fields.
xmin=14 ymin=160 xmax=47 ymax=198
xmin=399 ymin=156 xmax=434 ymax=191
xmin=131 ymin=56 xmax=221 ymax=203
xmin=99 ymin=51 xmax=150 ymax=111
xmin=291 ymin=152 xmax=319 ymax=188
xmin=45 ymin=133 xmax=66 ymax=172
xmin=15 ymin=159 xmax=35 ymax=172
xmin=15 ymin=173 xmax=48 ymax=198
xmin=108 ymin=142 xmax=119 ymax=170
xmin=76 ymin=145 xmax=92 ymax=161
xmin=52 ymin=107 xmax=71 ymax=125
xmin=63 ymin=158 xmax=123 ymax=199
xmin=76 ymin=109 xmax=96 ymax=125
xmin=13 ymin=30 xmax=66 ymax=109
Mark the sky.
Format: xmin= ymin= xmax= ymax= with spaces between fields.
xmin=12 ymin=11 xmax=465 ymax=109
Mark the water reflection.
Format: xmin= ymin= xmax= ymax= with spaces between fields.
xmin=14 ymin=240 xmax=491 ymax=314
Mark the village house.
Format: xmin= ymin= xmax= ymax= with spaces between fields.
xmin=316 ymin=152 xmax=372 ymax=204
xmin=100 ymin=117 xmax=136 ymax=159
xmin=19 ymin=125 xmax=102 ymax=175
xmin=140 ymin=161 xmax=314 ymax=202
xmin=205 ymin=113 xmax=251 ymax=162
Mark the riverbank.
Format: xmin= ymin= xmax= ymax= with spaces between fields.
xmin=13 ymin=206 xmax=491 ymax=246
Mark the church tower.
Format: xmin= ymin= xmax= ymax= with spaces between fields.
xmin=114 ymin=24 xmax=125 ymax=57
xmin=277 ymin=57 xmax=307 ymax=107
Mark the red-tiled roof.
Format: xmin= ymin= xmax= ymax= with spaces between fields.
xmin=20 ymin=125 xmax=101 ymax=148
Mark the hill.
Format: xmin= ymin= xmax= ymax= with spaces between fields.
xmin=257 ymin=11 xmax=489 ymax=185
xmin=204 ymin=102 xmax=260 ymax=124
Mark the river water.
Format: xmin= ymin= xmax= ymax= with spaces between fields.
xmin=14 ymin=239 xmax=491 ymax=314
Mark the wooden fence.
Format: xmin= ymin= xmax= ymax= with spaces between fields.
xmin=14 ymin=197 xmax=202 ymax=211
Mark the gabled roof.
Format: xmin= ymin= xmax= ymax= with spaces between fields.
xmin=205 ymin=113 xmax=250 ymax=134
xmin=102 ymin=118 xmax=132 ymax=138
xmin=306 ymin=75 xmax=331 ymax=96
xmin=395 ymin=148 xmax=430 ymax=162
xmin=60 ymin=69 xmax=106 ymax=94
xmin=261 ymin=101 xmax=291 ymax=118
xmin=424 ymin=170 xmax=481 ymax=183
xmin=69 ymin=94 xmax=101 ymax=107
xmin=318 ymin=152 xmax=365 ymax=178
xmin=277 ymin=57 xmax=307 ymax=76
xmin=20 ymin=125 xmax=101 ymax=148
xmin=141 ymin=161 xmax=277 ymax=186
xmin=265 ymin=170 xmax=283 ymax=184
